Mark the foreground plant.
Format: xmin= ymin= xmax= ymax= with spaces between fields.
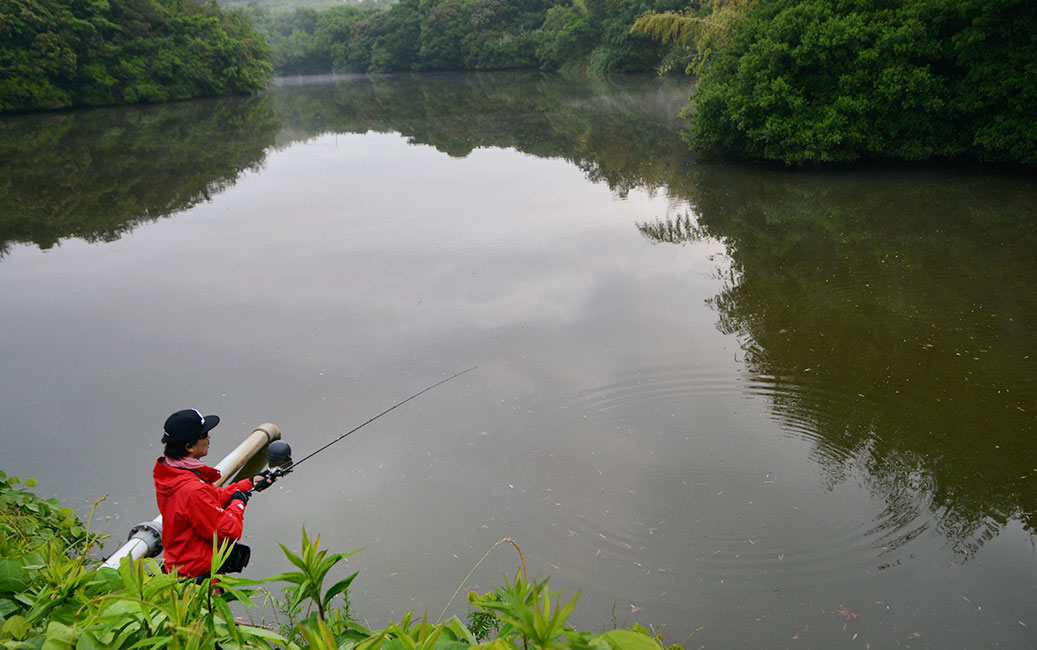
xmin=1 ymin=473 xmax=684 ymax=650
xmin=0 ymin=472 xmax=283 ymax=650
xmin=262 ymin=527 xmax=369 ymax=647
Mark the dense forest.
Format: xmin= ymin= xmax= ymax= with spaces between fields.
xmin=2 ymin=0 xmax=1034 ymax=165
xmin=243 ymin=0 xmax=686 ymax=76
xmin=0 ymin=0 xmax=271 ymax=112
xmin=673 ymin=0 xmax=1037 ymax=164
xmin=247 ymin=0 xmax=1035 ymax=164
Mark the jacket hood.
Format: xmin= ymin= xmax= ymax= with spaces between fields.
xmin=153 ymin=458 xmax=222 ymax=497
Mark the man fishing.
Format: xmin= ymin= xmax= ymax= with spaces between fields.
xmin=153 ymin=409 xmax=276 ymax=580
xmin=149 ymin=370 xmax=472 ymax=579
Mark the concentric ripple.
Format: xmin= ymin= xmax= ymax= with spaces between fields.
xmin=484 ymin=364 xmax=941 ymax=594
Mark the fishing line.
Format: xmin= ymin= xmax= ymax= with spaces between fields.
xmin=260 ymin=366 xmax=477 ymax=484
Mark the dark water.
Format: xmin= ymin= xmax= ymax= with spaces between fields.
xmin=1 ymin=72 xmax=1035 ymax=648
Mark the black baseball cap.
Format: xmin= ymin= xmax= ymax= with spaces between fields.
xmin=162 ymin=409 xmax=220 ymax=446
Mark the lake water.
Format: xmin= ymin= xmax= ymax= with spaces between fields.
xmin=1 ymin=72 xmax=1035 ymax=648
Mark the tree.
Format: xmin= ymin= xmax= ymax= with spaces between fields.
xmin=630 ymin=0 xmax=753 ymax=73
xmin=0 ymin=0 xmax=272 ymax=112
xmin=367 ymin=0 xmax=421 ymax=71
xmin=535 ymin=4 xmax=596 ymax=69
xmin=685 ymin=0 xmax=1036 ymax=164
xmin=417 ymin=0 xmax=469 ymax=70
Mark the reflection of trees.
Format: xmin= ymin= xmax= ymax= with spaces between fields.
xmin=268 ymin=71 xmax=693 ymax=191
xmin=639 ymin=166 xmax=1037 ymax=556
xmin=0 ymin=96 xmax=279 ymax=256
xmin=0 ymin=71 xmax=688 ymax=257
xmin=5 ymin=72 xmax=1034 ymax=557
xmin=636 ymin=213 xmax=705 ymax=244
xmin=272 ymin=72 xmax=1037 ymax=556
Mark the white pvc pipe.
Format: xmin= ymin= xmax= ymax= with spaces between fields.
xmin=102 ymin=423 xmax=282 ymax=569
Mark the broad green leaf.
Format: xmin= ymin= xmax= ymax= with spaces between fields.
xmin=41 ymin=621 xmax=74 ymax=650
xmin=443 ymin=617 xmax=476 ymax=645
xmin=212 ymin=597 xmax=243 ymax=644
xmin=100 ymin=599 xmax=143 ymax=618
xmin=0 ymin=600 xmax=17 ymax=618
xmin=0 ymin=561 xmax=29 ymax=594
xmin=353 ymin=631 xmax=388 ymax=650
xmin=322 ymin=572 xmax=358 ymax=606
xmin=88 ymin=568 xmax=123 ymax=593
xmin=238 ymin=624 xmax=289 ymax=642
xmin=593 ymin=629 xmax=662 ymax=650
xmin=0 ymin=616 xmax=30 ymax=641
xmin=74 ymin=631 xmax=106 ymax=650
xmin=264 ymin=572 xmax=307 ymax=585
xmin=278 ymin=544 xmax=308 ymax=572
xmin=125 ymin=636 xmax=174 ymax=650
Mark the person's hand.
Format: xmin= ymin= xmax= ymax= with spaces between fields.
xmin=252 ymin=469 xmax=278 ymax=492
xmin=231 ymin=490 xmax=250 ymax=506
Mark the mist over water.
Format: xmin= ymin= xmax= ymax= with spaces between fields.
xmin=1 ymin=72 xmax=1034 ymax=647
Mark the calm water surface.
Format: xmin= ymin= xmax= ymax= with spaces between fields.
xmin=1 ymin=72 xmax=1035 ymax=648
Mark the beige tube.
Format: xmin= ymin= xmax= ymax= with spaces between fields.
xmin=101 ymin=423 xmax=282 ymax=570
xmin=211 ymin=423 xmax=282 ymax=486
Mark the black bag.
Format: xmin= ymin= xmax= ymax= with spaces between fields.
xmin=182 ymin=543 xmax=253 ymax=583
xmin=221 ymin=543 xmax=251 ymax=574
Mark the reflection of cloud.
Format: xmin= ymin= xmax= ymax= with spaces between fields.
xmin=181 ymin=134 xmax=724 ymax=349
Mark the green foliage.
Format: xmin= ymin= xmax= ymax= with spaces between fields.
xmin=465 ymin=593 xmax=500 ymax=641
xmin=259 ymin=527 xmax=370 ymax=647
xmin=0 ymin=471 xmax=682 ymax=650
xmin=0 ymin=470 xmax=99 ymax=566
xmin=0 ymin=472 xmax=277 ymax=650
xmin=218 ymin=0 xmax=395 ymax=11
xmin=631 ymin=0 xmax=752 ymax=74
xmin=686 ymin=0 xmax=1037 ymax=164
xmin=419 ymin=0 xmax=469 ymax=69
xmin=533 ymin=5 xmax=596 ymax=70
xmin=0 ymin=0 xmax=272 ymax=112
xmin=247 ymin=5 xmax=373 ymax=73
xmin=463 ymin=571 xmax=675 ymax=650
xmin=247 ymin=0 xmax=684 ymax=74
xmin=266 ymin=528 xmax=361 ymax=623
xmin=577 ymin=0 xmax=683 ymax=74
xmin=470 ymin=572 xmax=578 ymax=648
xmin=368 ymin=0 xmax=422 ymax=70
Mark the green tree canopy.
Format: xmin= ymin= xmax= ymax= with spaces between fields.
xmin=685 ymin=0 xmax=1037 ymax=164
xmin=246 ymin=0 xmax=688 ymax=75
xmin=0 ymin=0 xmax=272 ymax=112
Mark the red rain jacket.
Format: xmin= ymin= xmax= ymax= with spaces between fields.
xmin=153 ymin=458 xmax=254 ymax=577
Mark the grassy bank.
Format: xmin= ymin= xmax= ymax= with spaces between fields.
xmin=0 ymin=470 xmax=681 ymax=650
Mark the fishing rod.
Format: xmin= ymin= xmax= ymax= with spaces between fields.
xmin=253 ymin=366 xmax=476 ymax=489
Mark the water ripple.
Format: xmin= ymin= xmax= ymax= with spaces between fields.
xmin=490 ymin=365 xmax=940 ymax=588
